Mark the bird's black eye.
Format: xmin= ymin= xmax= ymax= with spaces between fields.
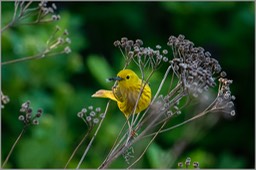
xmin=126 ymin=75 xmax=130 ymax=79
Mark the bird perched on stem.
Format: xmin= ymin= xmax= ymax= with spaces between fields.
xmin=92 ymin=69 xmax=151 ymax=119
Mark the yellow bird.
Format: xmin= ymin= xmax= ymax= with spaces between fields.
xmin=92 ymin=69 xmax=151 ymax=119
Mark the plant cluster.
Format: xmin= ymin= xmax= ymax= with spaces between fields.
xmin=74 ymin=35 xmax=235 ymax=169
xmin=1 ymin=1 xmax=71 ymax=168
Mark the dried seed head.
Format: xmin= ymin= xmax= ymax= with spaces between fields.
xmin=113 ymin=40 xmax=121 ymax=47
xmin=32 ymin=119 xmax=39 ymax=125
xmin=95 ymin=107 xmax=101 ymax=112
xmin=18 ymin=115 xmax=25 ymax=121
xmin=156 ymin=45 xmax=161 ymax=49
xmin=81 ymin=108 xmax=87 ymax=113
xmin=86 ymin=116 xmax=92 ymax=122
xmin=64 ymin=46 xmax=71 ymax=54
xmin=90 ymin=111 xmax=96 ymax=117
xmin=1 ymin=94 xmax=10 ymax=104
xmin=178 ymin=162 xmax=183 ymax=168
xmin=37 ymin=108 xmax=43 ymax=114
xmin=77 ymin=111 xmax=84 ymax=118
xmin=52 ymin=15 xmax=58 ymax=20
xmin=193 ymin=162 xmax=200 ymax=168
xmin=230 ymin=110 xmax=236 ymax=116
xmin=26 ymin=113 xmax=32 ymax=119
xmin=121 ymin=37 xmax=128 ymax=43
xmin=185 ymin=157 xmax=191 ymax=166
xmin=162 ymin=49 xmax=168 ymax=55
xmin=99 ymin=113 xmax=105 ymax=119
xmin=65 ymin=38 xmax=71 ymax=44
xmin=163 ymin=57 xmax=169 ymax=62
xmin=27 ymin=108 xmax=33 ymax=114
xmin=135 ymin=39 xmax=143 ymax=46
xmin=88 ymin=106 xmax=93 ymax=110
xmin=93 ymin=118 xmax=99 ymax=124
xmin=52 ymin=3 xmax=57 ymax=10
xmin=220 ymin=71 xmax=227 ymax=77
xmin=64 ymin=29 xmax=69 ymax=35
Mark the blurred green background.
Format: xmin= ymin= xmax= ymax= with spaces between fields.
xmin=1 ymin=1 xmax=254 ymax=168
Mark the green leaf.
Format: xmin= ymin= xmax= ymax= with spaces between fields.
xmin=87 ymin=55 xmax=115 ymax=88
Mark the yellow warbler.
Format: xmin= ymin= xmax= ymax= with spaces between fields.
xmin=92 ymin=69 xmax=151 ymax=119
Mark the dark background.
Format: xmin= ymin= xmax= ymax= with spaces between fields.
xmin=1 ymin=1 xmax=255 ymax=168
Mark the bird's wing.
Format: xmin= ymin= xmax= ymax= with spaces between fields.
xmin=112 ymin=85 xmax=124 ymax=102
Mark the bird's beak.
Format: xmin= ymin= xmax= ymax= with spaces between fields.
xmin=107 ymin=76 xmax=123 ymax=82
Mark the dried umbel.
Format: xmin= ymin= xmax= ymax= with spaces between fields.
xmin=18 ymin=100 xmax=43 ymax=126
xmin=114 ymin=38 xmax=169 ymax=70
xmin=168 ymin=35 xmax=220 ymax=97
xmin=77 ymin=106 xmax=104 ymax=128
xmin=161 ymin=35 xmax=235 ymax=116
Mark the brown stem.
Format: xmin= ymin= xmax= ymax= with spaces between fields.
xmin=1 ymin=52 xmax=47 ymax=66
xmin=64 ymin=127 xmax=93 ymax=169
xmin=76 ymin=101 xmax=110 ymax=169
xmin=128 ymin=121 xmax=167 ymax=168
xmin=2 ymin=127 xmax=26 ymax=168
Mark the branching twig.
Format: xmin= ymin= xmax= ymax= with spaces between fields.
xmin=76 ymin=101 xmax=111 ymax=169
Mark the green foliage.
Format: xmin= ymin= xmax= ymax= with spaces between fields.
xmin=87 ymin=55 xmax=115 ymax=89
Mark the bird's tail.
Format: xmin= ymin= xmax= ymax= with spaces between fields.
xmin=92 ymin=89 xmax=117 ymax=102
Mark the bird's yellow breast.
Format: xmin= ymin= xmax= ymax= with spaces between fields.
xmin=113 ymin=82 xmax=151 ymax=118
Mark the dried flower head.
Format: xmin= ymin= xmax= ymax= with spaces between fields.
xmin=18 ymin=101 xmax=43 ymax=126
xmin=113 ymin=38 xmax=169 ymax=70
xmin=1 ymin=92 xmax=10 ymax=109
xmin=77 ymin=106 xmax=104 ymax=128
xmin=178 ymin=162 xmax=183 ymax=168
xmin=193 ymin=162 xmax=200 ymax=168
xmin=185 ymin=157 xmax=191 ymax=167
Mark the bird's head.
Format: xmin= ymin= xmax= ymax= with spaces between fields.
xmin=108 ymin=69 xmax=140 ymax=87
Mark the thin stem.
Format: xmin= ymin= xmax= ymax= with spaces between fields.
xmin=76 ymin=101 xmax=110 ymax=169
xmin=99 ymin=125 xmax=128 ymax=168
xmin=151 ymin=94 xmax=219 ymax=136
xmin=1 ymin=1 xmax=33 ymax=33
xmin=2 ymin=127 xmax=26 ymax=168
xmin=1 ymin=52 xmax=46 ymax=66
xmin=101 ymin=120 xmax=128 ymax=162
xmin=128 ymin=121 xmax=167 ymax=168
xmin=1 ymin=21 xmax=15 ymax=33
xmin=152 ymin=65 xmax=172 ymax=104
xmin=64 ymin=127 xmax=93 ymax=169
xmin=143 ymin=109 xmax=212 ymax=139
xmin=17 ymin=19 xmax=55 ymax=26
xmin=22 ymin=1 xmax=33 ymax=14
xmin=12 ymin=1 xmax=19 ymax=21
xmin=130 ymin=69 xmax=154 ymax=130
xmin=135 ymin=65 xmax=172 ymax=129
xmin=168 ymin=71 xmax=175 ymax=93
xmin=99 ymin=105 xmax=167 ymax=169
xmin=99 ymin=143 xmax=128 ymax=169
xmin=143 ymin=92 xmax=186 ymax=131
